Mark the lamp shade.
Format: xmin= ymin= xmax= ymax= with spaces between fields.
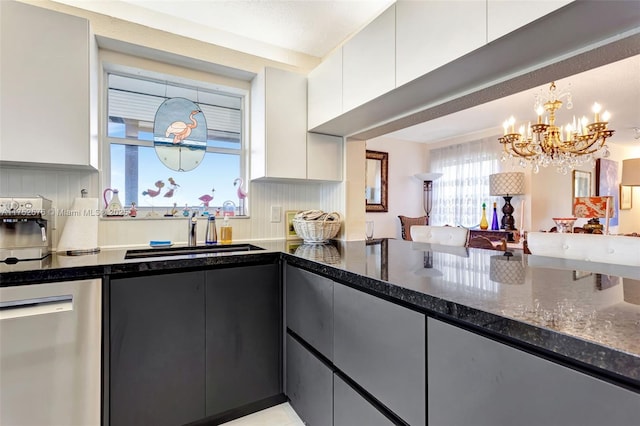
xmin=489 ymin=172 xmax=525 ymax=196
xmin=490 ymin=254 xmax=525 ymax=285
xmin=414 ymin=172 xmax=443 ymax=182
xmin=574 ymin=196 xmax=615 ymax=218
xmin=621 ymin=158 xmax=640 ymax=186
xmin=414 ymin=172 xmax=443 ymax=217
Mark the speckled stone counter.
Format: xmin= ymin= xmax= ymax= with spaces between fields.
xmin=282 ymin=239 xmax=640 ymax=390
xmin=2 ymin=238 xmax=639 ymax=390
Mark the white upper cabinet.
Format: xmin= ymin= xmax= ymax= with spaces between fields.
xmin=396 ymin=0 xmax=486 ymax=87
xmin=251 ymin=67 xmax=308 ymax=180
xmin=307 ymin=133 xmax=343 ymax=182
xmin=343 ymin=4 xmax=396 ymax=113
xmin=251 ymin=67 xmax=343 ymax=182
xmin=308 ymin=49 xmax=343 ymax=131
xmin=0 ymin=1 xmax=98 ymax=169
xmin=487 ymin=0 xmax=574 ymax=42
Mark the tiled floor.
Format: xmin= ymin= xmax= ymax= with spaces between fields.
xmin=220 ymin=403 xmax=304 ymax=426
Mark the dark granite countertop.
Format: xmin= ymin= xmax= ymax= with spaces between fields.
xmin=2 ymin=238 xmax=639 ymax=390
xmin=283 ymin=239 xmax=640 ymax=390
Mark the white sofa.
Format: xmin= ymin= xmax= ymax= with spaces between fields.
xmin=410 ymin=226 xmax=469 ymax=247
xmin=526 ymin=232 xmax=640 ymax=267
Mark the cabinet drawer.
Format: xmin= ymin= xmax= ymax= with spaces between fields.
xmin=285 ymin=265 xmax=334 ymax=360
xmin=286 ymin=334 xmax=332 ymax=426
xmin=334 ymin=374 xmax=394 ymax=426
xmin=428 ymin=318 xmax=640 ymax=426
xmin=334 ymin=284 xmax=425 ymax=426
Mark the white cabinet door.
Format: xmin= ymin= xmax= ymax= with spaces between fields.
xmin=343 ymin=4 xmax=396 ymax=112
xmin=307 ymin=49 xmax=343 ymax=131
xmin=0 ymin=1 xmax=96 ymax=168
xmin=396 ymin=0 xmax=486 ymax=87
xmin=488 ymin=0 xmax=573 ymax=42
xmin=250 ymin=67 xmax=307 ymax=180
xmin=307 ymin=133 xmax=343 ymax=182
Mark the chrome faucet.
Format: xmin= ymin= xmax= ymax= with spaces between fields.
xmin=188 ymin=211 xmax=198 ymax=246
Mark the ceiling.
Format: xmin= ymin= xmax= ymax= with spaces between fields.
xmin=52 ymin=0 xmax=395 ymax=58
xmin=52 ymin=0 xmax=639 ymax=145
xmin=385 ymin=54 xmax=640 ymax=146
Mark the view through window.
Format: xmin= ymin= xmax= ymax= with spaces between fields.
xmin=107 ymin=73 xmax=245 ymax=215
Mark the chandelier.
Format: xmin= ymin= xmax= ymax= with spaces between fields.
xmin=498 ymin=82 xmax=615 ymax=174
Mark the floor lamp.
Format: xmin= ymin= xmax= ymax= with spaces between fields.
xmin=414 ymin=173 xmax=442 ymax=224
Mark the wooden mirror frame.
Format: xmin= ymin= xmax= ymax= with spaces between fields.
xmin=365 ymin=150 xmax=388 ymax=212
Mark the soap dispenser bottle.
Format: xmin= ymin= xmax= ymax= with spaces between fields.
xmin=205 ymin=215 xmax=217 ymax=244
xmin=220 ymin=214 xmax=232 ymax=244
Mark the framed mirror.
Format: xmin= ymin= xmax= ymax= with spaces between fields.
xmin=572 ymin=170 xmax=591 ymax=199
xmin=365 ymin=150 xmax=388 ymax=212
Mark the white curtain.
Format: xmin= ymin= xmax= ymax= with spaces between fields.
xmin=429 ymin=137 xmax=500 ymax=228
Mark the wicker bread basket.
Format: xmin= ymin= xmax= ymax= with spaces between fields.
xmin=292 ymin=212 xmax=341 ymax=243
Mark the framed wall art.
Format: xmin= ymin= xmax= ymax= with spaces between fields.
xmin=620 ymin=185 xmax=632 ymax=210
xmin=285 ymin=210 xmax=300 ymax=240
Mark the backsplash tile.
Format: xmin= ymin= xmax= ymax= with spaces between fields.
xmin=1 ymin=166 xmax=344 ymax=249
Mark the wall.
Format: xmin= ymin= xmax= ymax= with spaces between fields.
xmin=365 ymin=137 xmax=429 ymax=239
xmin=2 ymin=2 xmax=344 ymax=250
xmin=530 ymin=142 xmax=640 ymax=234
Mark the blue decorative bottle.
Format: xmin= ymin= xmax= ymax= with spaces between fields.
xmin=491 ymin=202 xmax=500 ymax=230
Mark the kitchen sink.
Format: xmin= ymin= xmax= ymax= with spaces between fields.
xmin=124 ymin=244 xmax=265 ymax=259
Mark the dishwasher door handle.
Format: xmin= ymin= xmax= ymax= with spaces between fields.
xmin=0 ymin=295 xmax=73 ymax=320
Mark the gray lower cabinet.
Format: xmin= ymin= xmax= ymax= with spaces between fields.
xmin=109 ymin=264 xmax=281 ymax=426
xmin=110 ymin=271 xmax=206 ymax=426
xmin=333 ymin=284 xmax=426 ymax=426
xmin=333 ymin=374 xmax=394 ymax=426
xmin=285 ymin=264 xmax=334 ymax=359
xmin=286 ymin=334 xmax=333 ymax=426
xmin=205 ymin=264 xmax=281 ymax=417
xmin=428 ymin=318 xmax=640 ymax=426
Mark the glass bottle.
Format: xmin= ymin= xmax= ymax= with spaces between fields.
xmin=220 ymin=215 xmax=232 ymax=244
xmin=491 ymin=202 xmax=500 ymax=230
xmin=480 ymin=203 xmax=489 ymax=230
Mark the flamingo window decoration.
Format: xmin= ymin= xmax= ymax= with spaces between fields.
xmin=165 ymin=110 xmax=201 ymax=144
xmin=198 ymin=187 xmax=216 ymax=208
xmin=234 ymin=178 xmax=248 ymax=216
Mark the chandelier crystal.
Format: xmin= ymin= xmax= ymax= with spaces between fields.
xmin=498 ymin=82 xmax=615 ymax=175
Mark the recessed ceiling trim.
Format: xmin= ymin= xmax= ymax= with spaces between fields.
xmin=310 ymin=1 xmax=640 ymax=140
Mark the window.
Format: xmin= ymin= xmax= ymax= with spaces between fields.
xmin=429 ymin=138 xmax=500 ymax=227
xmin=106 ymin=73 xmax=245 ymax=213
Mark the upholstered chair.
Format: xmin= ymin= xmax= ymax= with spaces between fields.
xmin=398 ymin=215 xmax=428 ymax=241
xmin=410 ymin=225 xmax=469 ymax=247
xmin=526 ymin=231 xmax=640 ymax=267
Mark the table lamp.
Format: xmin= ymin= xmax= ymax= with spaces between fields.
xmin=621 ymin=158 xmax=640 ymax=186
xmin=573 ymin=196 xmax=614 ymax=234
xmin=414 ymin=172 xmax=443 ymax=221
xmin=489 ymin=172 xmax=525 ymax=231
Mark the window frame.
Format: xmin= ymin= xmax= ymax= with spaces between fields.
xmin=100 ymin=63 xmax=250 ymax=216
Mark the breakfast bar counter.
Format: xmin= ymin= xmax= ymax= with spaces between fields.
xmin=1 ymin=238 xmax=639 ymax=392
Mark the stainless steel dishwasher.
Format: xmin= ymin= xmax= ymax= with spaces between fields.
xmin=0 ymin=279 xmax=101 ymax=426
